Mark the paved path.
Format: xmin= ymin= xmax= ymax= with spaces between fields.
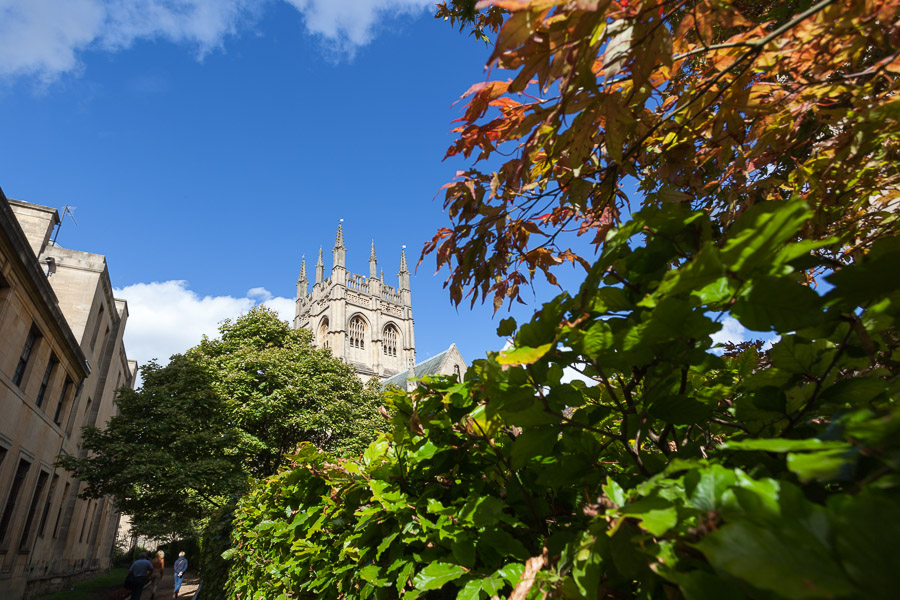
xmin=138 ymin=569 xmax=200 ymax=600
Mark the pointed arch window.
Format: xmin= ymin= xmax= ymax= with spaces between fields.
xmin=318 ymin=317 xmax=330 ymax=349
xmin=383 ymin=324 xmax=399 ymax=357
xmin=349 ymin=316 xmax=366 ymax=349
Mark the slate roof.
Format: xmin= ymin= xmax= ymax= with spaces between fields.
xmin=382 ymin=345 xmax=455 ymax=390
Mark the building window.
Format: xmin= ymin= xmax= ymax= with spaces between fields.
xmin=19 ymin=470 xmax=49 ymax=551
xmin=0 ymin=271 xmax=10 ymax=321
xmin=38 ymin=473 xmax=59 ymax=538
xmin=53 ymin=378 xmax=73 ymax=426
xmin=317 ymin=317 xmax=329 ymax=349
xmin=454 ymin=364 xmax=461 ymax=377
xmin=89 ymin=304 xmax=104 ymax=351
xmin=79 ymin=501 xmax=93 ymax=543
xmin=53 ymin=482 xmax=70 ymax=539
xmin=12 ymin=326 xmax=40 ymax=387
xmin=383 ymin=325 xmax=399 ymax=357
xmin=349 ymin=316 xmax=366 ymax=350
xmin=0 ymin=457 xmax=32 ymax=542
xmin=87 ymin=501 xmax=103 ymax=546
xmin=36 ymin=355 xmax=58 ymax=408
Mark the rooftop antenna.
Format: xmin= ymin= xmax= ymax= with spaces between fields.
xmin=51 ymin=205 xmax=78 ymax=245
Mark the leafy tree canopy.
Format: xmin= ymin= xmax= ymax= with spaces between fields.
xmin=57 ymin=354 xmax=244 ymax=539
xmin=189 ymin=306 xmax=388 ymax=477
xmin=60 ymin=307 xmax=387 ymax=537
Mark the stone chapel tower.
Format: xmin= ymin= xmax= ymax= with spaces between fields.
xmin=294 ymin=223 xmax=416 ymax=381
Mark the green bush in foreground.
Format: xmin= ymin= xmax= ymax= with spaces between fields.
xmin=225 ymin=200 xmax=899 ymax=599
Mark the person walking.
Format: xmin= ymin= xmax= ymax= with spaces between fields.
xmin=126 ymin=552 xmax=154 ymax=600
xmin=172 ymin=551 xmax=188 ymax=598
xmin=148 ymin=550 xmax=165 ymax=599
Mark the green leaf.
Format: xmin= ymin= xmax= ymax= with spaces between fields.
xmin=684 ymin=466 xmax=737 ymax=512
xmin=649 ymin=394 xmax=713 ymax=425
xmin=820 ymin=376 xmax=886 ymax=405
xmin=376 ymin=532 xmax=398 ymax=559
xmin=359 ymin=565 xmax=388 ymax=587
xmin=497 ymin=317 xmax=517 ymax=337
xmin=731 ymin=276 xmax=823 ymax=332
xmin=363 ymin=438 xmax=390 ymax=466
xmin=720 ymin=201 xmax=812 ymax=272
xmin=582 ymin=321 xmax=614 ymax=355
xmin=829 ymin=493 xmax=900 ymax=597
xmin=590 ymin=287 xmax=631 ymax=312
xmin=479 ymin=528 xmax=529 ymax=561
xmin=451 ymin=539 xmax=476 ymax=569
xmin=412 ymin=562 xmax=467 ymax=591
xmin=459 ymin=495 xmax=505 ymax=528
xmin=497 ymin=343 xmax=554 ymax=366
xmin=496 ymin=562 xmax=526 ymax=585
xmin=724 ymin=439 xmax=850 ymax=453
xmin=482 ymin=572 xmax=505 ymax=596
xmin=825 ymin=236 xmax=900 ymax=307
xmin=457 ymin=578 xmax=483 ymax=600
xmin=667 ymin=570 xmax=752 ymax=600
xmin=787 ymin=449 xmax=856 ymax=483
xmin=510 ymin=428 xmax=558 ymax=469
xmin=619 ymin=497 xmax=678 ymax=536
xmin=695 ymin=520 xmax=855 ymax=599
xmin=603 ymin=477 xmax=627 ymax=507
xmin=397 ymin=561 xmax=416 ymax=594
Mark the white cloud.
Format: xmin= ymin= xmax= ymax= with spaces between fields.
xmin=283 ymin=0 xmax=432 ymax=55
xmin=560 ymin=364 xmax=596 ymax=386
xmin=113 ymin=280 xmax=294 ymax=370
xmin=0 ymin=0 xmax=433 ymax=83
xmin=710 ymin=316 xmax=748 ymax=349
xmin=0 ymin=0 xmax=105 ymax=81
xmin=709 ymin=316 xmax=780 ymax=354
xmin=262 ymin=295 xmax=295 ymax=323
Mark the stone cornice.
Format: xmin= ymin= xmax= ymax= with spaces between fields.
xmin=0 ymin=189 xmax=89 ymax=379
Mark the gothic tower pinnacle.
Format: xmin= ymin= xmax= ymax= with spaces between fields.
xmin=333 ymin=221 xmax=346 ymax=269
xmin=315 ymin=247 xmax=324 ymax=285
xmin=297 ymin=255 xmax=307 ymax=296
xmin=294 ymin=227 xmax=421 ymax=383
xmin=399 ymin=246 xmax=410 ymax=291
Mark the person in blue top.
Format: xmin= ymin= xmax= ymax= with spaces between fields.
xmin=173 ymin=551 xmax=188 ymax=598
xmin=127 ymin=552 xmax=154 ymax=600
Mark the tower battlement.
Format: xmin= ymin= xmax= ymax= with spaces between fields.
xmin=294 ymin=224 xmax=415 ymax=381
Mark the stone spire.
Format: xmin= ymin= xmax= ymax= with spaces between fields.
xmin=333 ymin=221 xmax=346 ymax=270
xmin=297 ymin=255 xmax=307 ymax=296
xmin=369 ymin=241 xmax=378 ymax=279
xmin=315 ymin=247 xmax=324 ymax=285
xmin=399 ymin=246 xmax=410 ymax=291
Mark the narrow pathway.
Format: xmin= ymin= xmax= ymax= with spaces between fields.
xmin=137 ymin=569 xmax=200 ymax=600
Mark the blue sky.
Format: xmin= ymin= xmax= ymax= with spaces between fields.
xmin=0 ymin=0 xmax=606 ymax=370
xmin=0 ymin=0 xmax=757 ymax=372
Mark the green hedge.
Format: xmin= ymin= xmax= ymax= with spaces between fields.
xmin=225 ymin=201 xmax=899 ymax=599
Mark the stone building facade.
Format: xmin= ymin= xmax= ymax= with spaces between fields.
xmin=0 ymin=191 xmax=136 ymax=599
xmin=294 ymin=224 xmax=466 ymax=385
